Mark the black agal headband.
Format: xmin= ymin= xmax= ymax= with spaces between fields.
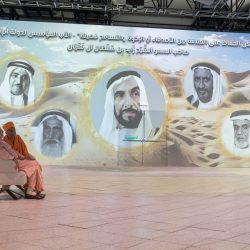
xmin=230 ymin=110 xmax=250 ymax=119
xmin=191 ymin=62 xmax=220 ymax=75
xmin=107 ymin=71 xmax=141 ymax=89
xmin=7 ymin=61 xmax=35 ymax=76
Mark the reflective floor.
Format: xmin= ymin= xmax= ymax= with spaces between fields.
xmin=1 ymin=166 xmax=250 ymax=250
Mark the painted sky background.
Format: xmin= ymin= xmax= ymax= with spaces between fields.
xmin=0 ymin=20 xmax=250 ymax=73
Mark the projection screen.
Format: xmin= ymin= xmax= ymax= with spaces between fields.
xmin=0 ymin=20 xmax=249 ymax=167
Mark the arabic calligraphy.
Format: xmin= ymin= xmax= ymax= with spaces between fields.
xmin=1 ymin=26 xmax=250 ymax=56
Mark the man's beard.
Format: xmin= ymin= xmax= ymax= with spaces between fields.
xmin=41 ymin=139 xmax=64 ymax=158
xmin=115 ymin=108 xmax=142 ymax=129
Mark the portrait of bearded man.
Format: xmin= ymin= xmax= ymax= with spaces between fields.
xmin=33 ymin=110 xmax=76 ymax=158
xmin=99 ymin=70 xmax=158 ymax=147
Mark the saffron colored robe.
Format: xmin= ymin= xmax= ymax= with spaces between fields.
xmin=0 ymin=139 xmax=44 ymax=192
xmin=3 ymin=135 xmax=30 ymax=159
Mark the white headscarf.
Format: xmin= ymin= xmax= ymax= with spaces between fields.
xmin=0 ymin=60 xmax=35 ymax=107
xmin=185 ymin=64 xmax=226 ymax=109
xmin=230 ymin=111 xmax=250 ymax=157
xmin=34 ymin=114 xmax=73 ymax=157
xmin=99 ymin=74 xmax=153 ymax=147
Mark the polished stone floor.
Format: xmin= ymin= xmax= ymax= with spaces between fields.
xmin=1 ymin=166 xmax=250 ymax=250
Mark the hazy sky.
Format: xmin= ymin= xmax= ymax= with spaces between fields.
xmin=0 ymin=20 xmax=249 ymax=73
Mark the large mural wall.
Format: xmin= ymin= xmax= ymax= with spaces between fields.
xmin=0 ymin=20 xmax=249 ymax=167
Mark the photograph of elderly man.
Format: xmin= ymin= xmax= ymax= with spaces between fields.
xmin=0 ymin=60 xmax=35 ymax=107
xmin=33 ymin=110 xmax=76 ymax=158
xmin=230 ymin=110 xmax=250 ymax=153
xmin=185 ymin=62 xmax=226 ymax=109
xmin=99 ymin=70 xmax=157 ymax=147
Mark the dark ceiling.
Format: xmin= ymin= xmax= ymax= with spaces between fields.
xmin=0 ymin=0 xmax=250 ymax=32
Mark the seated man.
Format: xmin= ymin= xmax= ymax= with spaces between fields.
xmin=0 ymin=127 xmax=45 ymax=199
xmin=3 ymin=121 xmax=35 ymax=160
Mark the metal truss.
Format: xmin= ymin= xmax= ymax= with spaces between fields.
xmin=0 ymin=0 xmax=249 ymax=31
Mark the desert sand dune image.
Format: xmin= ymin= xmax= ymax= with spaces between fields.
xmin=225 ymin=70 xmax=250 ymax=84
xmin=167 ymin=117 xmax=250 ymax=168
xmin=0 ymin=67 xmax=249 ymax=167
xmin=153 ymin=69 xmax=250 ymax=167
xmin=232 ymin=74 xmax=250 ymax=88
xmin=48 ymin=68 xmax=100 ymax=87
xmin=230 ymin=74 xmax=250 ymax=100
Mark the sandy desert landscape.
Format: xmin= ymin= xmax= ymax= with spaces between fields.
xmin=0 ymin=67 xmax=249 ymax=167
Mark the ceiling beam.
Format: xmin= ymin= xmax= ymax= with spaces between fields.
xmin=0 ymin=0 xmax=249 ymax=31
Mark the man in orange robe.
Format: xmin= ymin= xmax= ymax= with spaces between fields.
xmin=0 ymin=127 xmax=45 ymax=199
xmin=3 ymin=121 xmax=35 ymax=160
